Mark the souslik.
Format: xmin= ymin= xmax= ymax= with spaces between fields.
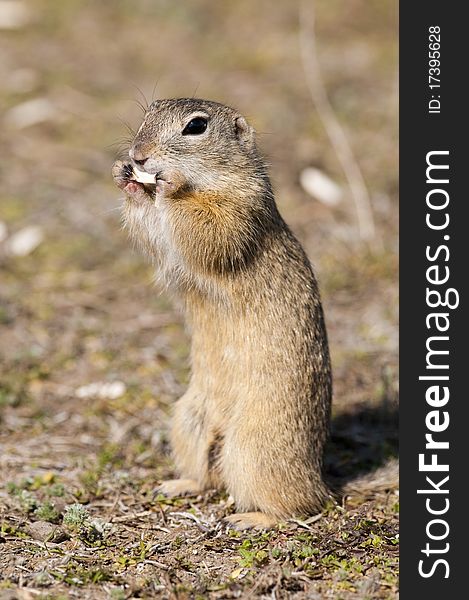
xmin=112 ymin=97 xmax=398 ymax=529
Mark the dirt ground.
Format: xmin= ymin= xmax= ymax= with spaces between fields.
xmin=0 ymin=1 xmax=398 ymax=598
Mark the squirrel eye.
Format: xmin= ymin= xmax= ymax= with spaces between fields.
xmin=182 ymin=117 xmax=208 ymax=135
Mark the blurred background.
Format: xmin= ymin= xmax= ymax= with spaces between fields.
xmin=0 ymin=0 xmax=398 ymax=595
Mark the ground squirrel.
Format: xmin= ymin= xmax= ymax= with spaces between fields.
xmin=112 ymin=98 xmax=333 ymax=529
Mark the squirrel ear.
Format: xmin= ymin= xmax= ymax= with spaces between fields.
xmin=235 ymin=116 xmax=255 ymax=146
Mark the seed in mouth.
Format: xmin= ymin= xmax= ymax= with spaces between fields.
xmin=131 ymin=166 xmax=157 ymax=184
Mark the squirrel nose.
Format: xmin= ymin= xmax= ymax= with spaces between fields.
xmin=129 ymin=143 xmax=149 ymax=164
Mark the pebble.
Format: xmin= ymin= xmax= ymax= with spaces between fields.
xmin=76 ymin=380 xmax=127 ymax=400
xmin=0 ymin=1 xmax=30 ymax=30
xmin=299 ymin=167 xmax=343 ymax=206
xmin=5 ymin=226 xmax=43 ymax=256
xmin=26 ymin=521 xmax=67 ymax=543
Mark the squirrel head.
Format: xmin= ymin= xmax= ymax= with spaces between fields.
xmin=116 ymin=99 xmax=280 ymax=283
xmin=128 ymin=98 xmax=269 ymax=200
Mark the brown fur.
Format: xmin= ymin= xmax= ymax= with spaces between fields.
xmin=341 ymin=458 xmax=399 ymax=497
xmin=112 ymin=98 xmax=333 ymax=528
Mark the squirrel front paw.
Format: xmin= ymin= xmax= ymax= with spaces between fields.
xmin=112 ymin=160 xmax=132 ymax=189
xmin=112 ymin=160 xmax=150 ymax=201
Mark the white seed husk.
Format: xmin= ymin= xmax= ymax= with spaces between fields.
xmin=131 ymin=167 xmax=156 ymax=184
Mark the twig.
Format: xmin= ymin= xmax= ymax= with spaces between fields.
xmin=169 ymin=511 xmax=211 ymax=532
xmin=144 ymin=559 xmax=170 ymax=570
xmin=299 ymin=1 xmax=380 ymax=249
xmin=289 ymin=512 xmax=323 ymax=530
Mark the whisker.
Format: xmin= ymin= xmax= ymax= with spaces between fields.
xmin=106 ymin=138 xmax=132 ymax=152
xmin=117 ymin=116 xmax=137 ymax=138
xmin=132 ymin=84 xmax=150 ymax=111
xmin=151 ymin=78 xmax=160 ymax=103
xmin=134 ymin=98 xmax=147 ymax=115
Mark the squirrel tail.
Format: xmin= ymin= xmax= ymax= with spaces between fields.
xmin=330 ymin=458 xmax=399 ymax=499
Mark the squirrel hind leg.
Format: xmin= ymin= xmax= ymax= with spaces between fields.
xmin=155 ymin=478 xmax=202 ymax=498
xmin=224 ymin=512 xmax=278 ymax=531
xmin=170 ymin=389 xmax=210 ymax=484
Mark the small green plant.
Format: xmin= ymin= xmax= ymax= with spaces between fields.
xmin=7 ymin=472 xmax=60 ymax=495
xmin=6 ymin=481 xmax=20 ymax=494
xmin=97 ymin=443 xmax=121 ymax=470
xmin=79 ymin=469 xmax=100 ymax=495
xmin=33 ymin=571 xmax=53 ymax=587
xmin=0 ymin=383 xmax=27 ymax=407
xmin=34 ymin=501 xmax=60 ymax=523
xmin=51 ymin=561 xmax=112 ymax=586
xmin=1 ymin=522 xmax=28 ymax=539
xmin=114 ymin=540 xmax=155 ymax=571
xmin=237 ymin=539 xmax=269 ymax=568
xmin=17 ymin=490 xmax=38 ymax=513
xmin=271 ymin=547 xmax=282 ymax=559
xmin=63 ymin=503 xmax=110 ymax=545
xmin=46 ymin=483 xmax=65 ymax=497
xmin=63 ymin=503 xmax=90 ymax=529
xmin=360 ymin=533 xmax=385 ymax=549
